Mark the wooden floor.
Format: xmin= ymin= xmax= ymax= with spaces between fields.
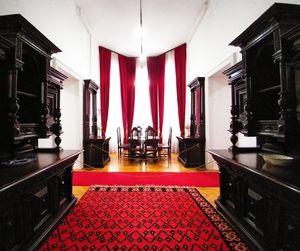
xmin=73 ymin=153 xmax=219 ymax=207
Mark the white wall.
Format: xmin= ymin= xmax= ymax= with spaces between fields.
xmin=207 ymin=71 xmax=231 ymax=150
xmin=0 ymin=0 xmax=94 ymax=78
xmin=188 ymin=0 xmax=300 ymax=154
xmin=188 ymin=0 xmax=300 ymax=78
xmin=60 ymin=77 xmax=82 ymax=148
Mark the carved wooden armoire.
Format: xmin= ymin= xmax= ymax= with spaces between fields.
xmin=210 ymin=3 xmax=300 ymax=251
xmin=83 ymin=79 xmax=110 ymax=167
xmin=0 ymin=14 xmax=81 ymax=250
xmin=177 ymin=77 xmax=205 ymax=167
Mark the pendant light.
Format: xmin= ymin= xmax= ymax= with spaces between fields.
xmin=139 ymin=0 xmax=146 ymax=62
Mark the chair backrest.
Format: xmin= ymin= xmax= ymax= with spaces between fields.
xmin=117 ymin=127 xmax=121 ymax=145
xmin=145 ymin=126 xmax=157 ymax=140
xmin=137 ymin=126 xmax=142 ymax=136
xmin=168 ymin=127 xmax=172 ymax=146
xmin=130 ymin=127 xmax=141 ymax=140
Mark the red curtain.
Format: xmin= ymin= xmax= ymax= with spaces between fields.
xmin=147 ymin=54 xmax=165 ymax=142
xmin=174 ymin=44 xmax=186 ymax=137
xmin=118 ymin=54 xmax=136 ymax=142
xmin=99 ymin=46 xmax=111 ymax=138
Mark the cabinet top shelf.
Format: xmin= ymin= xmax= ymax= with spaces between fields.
xmin=0 ymin=14 xmax=61 ymax=55
xmin=209 ymin=149 xmax=300 ymax=192
xmin=0 ymin=150 xmax=83 ymax=191
xmin=230 ymin=3 xmax=300 ymax=47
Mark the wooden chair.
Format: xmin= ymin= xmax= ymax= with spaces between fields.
xmin=117 ymin=127 xmax=129 ymax=157
xmin=137 ymin=126 xmax=142 ymax=136
xmin=144 ymin=126 xmax=159 ymax=158
xmin=128 ymin=127 xmax=142 ymax=158
xmin=158 ymin=127 xmax=172 ymax=158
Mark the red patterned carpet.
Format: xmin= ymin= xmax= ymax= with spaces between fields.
xmin=40 ymin=186 xmax=250 ymax=251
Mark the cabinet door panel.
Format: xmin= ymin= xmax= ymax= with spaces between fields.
xmin=56 ymin=169 xmax=72 ymax=206
xmin=23 ymin=182 xmax=52 ymax=239
xmin=0 ymin=200 xmax=22 ymax=251
xmin=278 ymin=210 xmax=300 ymax=251
xmin=242 ymin=186 xmax=269 ymax=237
xmin=219 ymin=166 xmax=241 ymax=214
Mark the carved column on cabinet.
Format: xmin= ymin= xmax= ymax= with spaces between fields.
xmin=224 ymin=62 xmax=244 ymax=151
xmin=48 ymin=68 xmax=67 ymax=151
xmin=7 ymin=59 xmax=23 ymax=156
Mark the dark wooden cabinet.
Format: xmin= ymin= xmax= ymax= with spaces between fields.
xmin=177 ymin=77 xmax=205 ymax=167
xmin=83 ymin=136 xmax=111 ymax=167
xmin=0 ymin=14 xmax=65 ymax=159
xmin=0 ymin=150 xmax=81 ymax=251
xmin=210 ymin=150 xmax=300 ymax=251
xmin=177 ymin=136 xmax=205 ymax=167
xmin=83 ymin=79 xmax=110 ymax=167
xmin=212 ymin=3 xmax=300 ymax=251
xmin=224 ymin=3 xmax=300 ymax=154
xmin=0 ymin=15 xmax=81 ymax=250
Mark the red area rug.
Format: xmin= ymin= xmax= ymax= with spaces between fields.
xmin=73 ymin=172 xmax=220 ymax=187
xmin=40 ymin=186 xmax=250 ymax=250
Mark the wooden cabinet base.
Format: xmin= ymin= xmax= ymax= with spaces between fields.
xmin=83 ymin=137 xmax=111 ymax=167
xmin=25 ymin=197 xmax=77 ymax=251
xmin=0 ymin=150 xmax=81 ymax=251
xmin=210 ymin=150 xmax=300 ymax=251
xmin=177 ymin=136 xmax=205 ymax=167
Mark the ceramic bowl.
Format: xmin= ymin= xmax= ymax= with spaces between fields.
xmin=259 ymin=153 xmax=294 ymax=167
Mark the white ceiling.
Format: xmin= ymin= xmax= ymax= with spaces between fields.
xmin=73 ymin=0 xmax=207 ymax=57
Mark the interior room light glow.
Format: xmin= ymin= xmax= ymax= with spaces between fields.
xmin=139 ymin=53 xmax=146 ymax=62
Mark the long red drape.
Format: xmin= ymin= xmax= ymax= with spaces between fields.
xmin=118 ymin=54 xmax=136 ymax=142
xmin=147 ymin=54 xmax=165 ymax=142
xmin=174 ymin=44 xmax=186 ymax=137
xmin=99 ymin=46 xmax=111 ymax=138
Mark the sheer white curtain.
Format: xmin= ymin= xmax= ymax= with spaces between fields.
xmin=105 ymin=52 xmax=122 ymax=152
xmin=132 ymin=63 xmax=152 ymax=135
xmin=105 ymin=51 xmax=180 ymax=153
xmin=163 ymin=50 xmax=180 ymax=152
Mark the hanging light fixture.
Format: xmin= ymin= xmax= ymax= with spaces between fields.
xmin=139 ymin=0 xmax=146 ymax=62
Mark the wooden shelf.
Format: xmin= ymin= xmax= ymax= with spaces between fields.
xmin=257 ymin=85 xmax=280 ymax=93
xmin=17 ymin=91 xmax=39 ymax=98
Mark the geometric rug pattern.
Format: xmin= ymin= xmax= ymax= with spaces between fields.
xmin=39 ymin=186 xmax=250 ymax=251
